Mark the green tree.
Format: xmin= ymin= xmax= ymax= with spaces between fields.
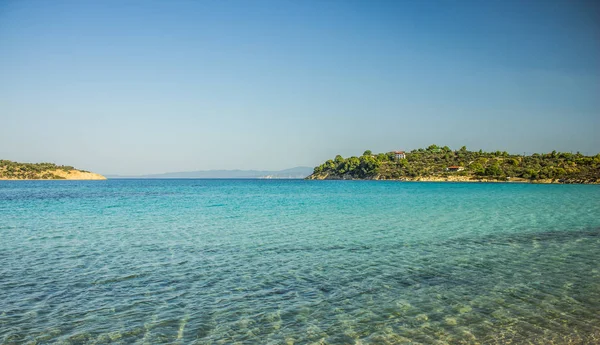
xmin=376 ymin=153 xmax=388 ymax=162
xmin=471 ymin=163 xmax=485 ymax=175
xmin=358 ymin=155 xmax=380 ymax=177
xmin=485 ymin=164 xmax=502 ymax=176
xmin=347 ymin=156 xmax=360 ymax=172
xmin=523 ymin=169 xmax=538 ymax=179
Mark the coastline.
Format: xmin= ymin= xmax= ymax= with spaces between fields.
xmin=309 ymin=147 xmax=600 ymax=185
xmin=306 ymin=173 xmax=599 ymax=184
xmin=0 ymin=169 xmax=106 ymax=180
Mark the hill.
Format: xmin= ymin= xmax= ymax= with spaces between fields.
xmin=106 ymin=167 xmax=313 ymax=179
xmin=0 ymin=160 xmax=106 ymax=180
xmin=307 ymin=145 xmax=600 ymax=184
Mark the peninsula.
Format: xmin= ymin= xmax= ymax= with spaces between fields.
xmin=0 ymin=160 xmax=106 ymax=180
xmin=306 ymin=145 xmax=600 ymax=184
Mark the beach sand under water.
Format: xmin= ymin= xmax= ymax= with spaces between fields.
xmin=1 ymin=180 xmax=599 ymax=344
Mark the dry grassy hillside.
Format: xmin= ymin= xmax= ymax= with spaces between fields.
xmin=0 ymin=160 xmax=106 ymax=180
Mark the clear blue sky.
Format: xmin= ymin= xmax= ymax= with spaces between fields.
xmin=1 ymin=0 xmax=598 ymax=175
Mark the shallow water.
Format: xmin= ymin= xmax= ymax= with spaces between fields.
xmin=1 ymin=180 xmax=599 ymax=344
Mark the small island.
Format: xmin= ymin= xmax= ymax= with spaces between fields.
xmin=306 ymin=145 xmax=600 ymax=184
xmin=0 ymin=160 xmax=106 ymax=180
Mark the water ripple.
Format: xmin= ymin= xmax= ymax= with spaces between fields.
xmin=0 ymin=180 xmax=599 ymax=344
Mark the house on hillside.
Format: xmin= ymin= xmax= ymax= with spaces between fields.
xmin=446 ymin=166 xmax=464 ymax=172
xmin=393 ymin=151 xmax=406 ymax=160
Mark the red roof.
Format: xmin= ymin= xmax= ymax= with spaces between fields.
xmin=393 ymin=151 xmax=405 ymax=154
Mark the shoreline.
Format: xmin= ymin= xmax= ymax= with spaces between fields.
xmin=306 ymin=174 xmax=599 ymax=184
xmin=0 ymin=178 xmax=107 ymax=181
xmin=0 ymin=169 xmax=106 ymax=181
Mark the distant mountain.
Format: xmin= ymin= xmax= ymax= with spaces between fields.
xmin=106 ymin=167 xmax=314 ymax=179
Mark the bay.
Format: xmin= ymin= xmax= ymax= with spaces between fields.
xmin=1 ymin=180 xmax=599 ymax=344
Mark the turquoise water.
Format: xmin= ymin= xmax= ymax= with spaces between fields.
xmin=1 ymin=180 xmax=599 ymax=345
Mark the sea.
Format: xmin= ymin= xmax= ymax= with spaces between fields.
xmin=1 ymin=179 xmax=599 ymax=344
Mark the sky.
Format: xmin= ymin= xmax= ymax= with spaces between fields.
xmin=1 ymin=0 xmax=599 ymax=175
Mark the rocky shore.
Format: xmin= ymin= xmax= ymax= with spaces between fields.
xmin=306 ymin=173 xmax=599 ymax=184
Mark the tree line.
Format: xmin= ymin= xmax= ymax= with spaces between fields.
xmin=0 ymin=160 xmax=79 ymax=179
xmin=310 ymin=145 xmax=600 ymax=182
